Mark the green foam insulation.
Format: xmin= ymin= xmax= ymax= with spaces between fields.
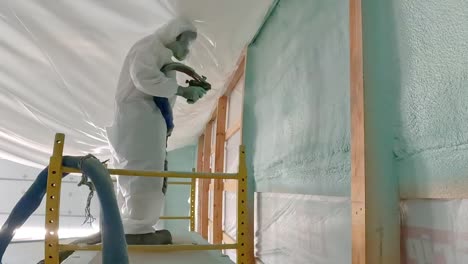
xmin=163 ymin=145 xmax=196 ymax=231
xmin=391 ymin=0 xmax=468 ymax=197
xmin=243 ymin=0 xmax=350 ymax=196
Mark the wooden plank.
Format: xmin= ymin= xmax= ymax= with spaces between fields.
xmin=208 ymin=219 xmax=236 ymax=244
xmin=201 ymin=122 xmax=214 ymax=240
xmin=224 ymin=180 xmax=238 ymax=192
xmin=197 ymin=135 xmax=204 ymax=172
xmin=350 ymin=0 xmax=366 ymax=263
xmin=213 ymin=96 xmax=228 ymax=244
xmin=223 ymin=232 xmax=236 ymax=244
xmin=225 ymin=58 xmax=246 ymax=97
xmin=226 ymin=119 xmax=242 ymax=141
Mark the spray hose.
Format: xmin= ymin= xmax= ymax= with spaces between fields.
xmin=153 ymin=62 xmax=212 ymax=135
xmin=0 ymin=155 xmax=129 ymax=264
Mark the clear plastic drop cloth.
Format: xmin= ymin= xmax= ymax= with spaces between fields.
xmin=0 ymin=0 xmax=274 ymax=167
xmin=401 ymin=200 xmax=468 ymax=264
xmin=224 ymin=192 xmax=352 ymax=263
xmin=255 ymin=192 xmax=350 ymax=264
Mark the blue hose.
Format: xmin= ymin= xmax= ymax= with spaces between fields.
xmin=153 ymin=96 xmax=174 ymax=134
xmin=0 ymin=155 xmax=129 ymax=264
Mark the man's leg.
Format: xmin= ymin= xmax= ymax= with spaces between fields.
xmin=117 ymin=159 xmax=172 ymax=244
xmin=118 ymin=159 xmax=164 ymax=234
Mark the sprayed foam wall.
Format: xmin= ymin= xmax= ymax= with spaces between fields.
xmin=391 ymin=0 xmax=468 ymax=198
xmin=243 ymin=0 xmax=351 ymax=262
xmin=243 ymin=0 xmax=351 ymax=196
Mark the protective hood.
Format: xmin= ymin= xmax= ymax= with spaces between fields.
xmin=154 ymin=18 xmax=197 ymax=46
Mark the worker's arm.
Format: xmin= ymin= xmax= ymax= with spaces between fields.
xmin=129 ymin=49 xmax=179 ymax=98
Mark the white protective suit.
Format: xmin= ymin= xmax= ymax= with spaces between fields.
xmin=106 ymin=19 xmax=197 ymax=234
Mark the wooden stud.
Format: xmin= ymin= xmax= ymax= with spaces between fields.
xmin=197 ymin=135 xmax=204 ymax=172
xmin=225 ymin=59 xmax=246 ymax=97
xmin=226 ymin=119 xmax=242 ymax=141
xmin=224 ymin=50 xmax=247 ymax=97
xmin=208 ymin=219 xmax=236 ymax=244
xmin=213 ymin=96 xmax=228 ymax=244
xmin=223 ymin=232 xmax=236 ymax=245
xmin=201 ymin=121 xmax=213 ymax=239
xmin=350 ymin=0 xmax=366 ymax=263
xmin=224 ymin=180 xmax=238 ymax=192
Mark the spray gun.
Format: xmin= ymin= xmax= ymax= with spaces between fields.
xmin=154 ymin=62 xmax=211 ymax=135
xmin=160 ymin=62 xmax=211 ymax=103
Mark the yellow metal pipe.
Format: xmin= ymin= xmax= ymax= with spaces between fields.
xmin=159 ymin=216 xmax=190 ymax=220
xmin=45 ymin=134 xmax=248 ymax=262
xmin=45 ymin=133 xmax=65 ymax=264
xmin=190 ymin=177 xmax=196 ymax=232
xmin=62 ymin=167 xmax=238 ymax=180
xmin=237 ymin=145 xmax=249 ymax=263
xmin=59 ymin=243 xmax=238 ymax=252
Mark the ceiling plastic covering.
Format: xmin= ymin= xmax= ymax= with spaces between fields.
xmin=0 ymin=0 xmax=273 ymax=167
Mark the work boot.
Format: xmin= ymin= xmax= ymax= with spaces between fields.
xmin=125 ymin=229 xmax=173 ymax=245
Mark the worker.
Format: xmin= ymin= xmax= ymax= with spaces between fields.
xmin=106 ymin=18 xmax=206 ymax=244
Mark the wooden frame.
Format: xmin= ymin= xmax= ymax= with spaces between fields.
xmin=213 ymin=96 xmax=228 ymax=244
xmin=350 ymin=1 xmax=400 ymax=263
xmin=350 ymin=0 xmax=366 ymax=263
xmin=200 ymin=121 xmax=213 ymax=239
xmin=196 ymin=51 xmax=247 ymax=258
xmin=44 ymin=133 xmax=250 ymax=264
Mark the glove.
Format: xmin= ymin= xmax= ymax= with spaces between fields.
xmin=177 ymin=85 xmax=207 ymax=104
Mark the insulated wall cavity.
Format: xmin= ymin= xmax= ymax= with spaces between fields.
xmin=392 ymin=0 xmax=468 ymax=197
xmin=243 ymin=0 xmax=350 ymax=196
xmin=242 ymin=0 xmax=351 ymax=263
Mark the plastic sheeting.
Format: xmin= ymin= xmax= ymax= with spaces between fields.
xmin=224 ymin=193 xmax=352 ymax=263
xmin=0 ymin=0 xmax=274 ymax=167
xmin=401 ymin=200 xmax=468 ymax=264
xmin=243 ymin=0 xmax=350 ymax=196
xmin=255 ymin=193 xmax=350 ymax=264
